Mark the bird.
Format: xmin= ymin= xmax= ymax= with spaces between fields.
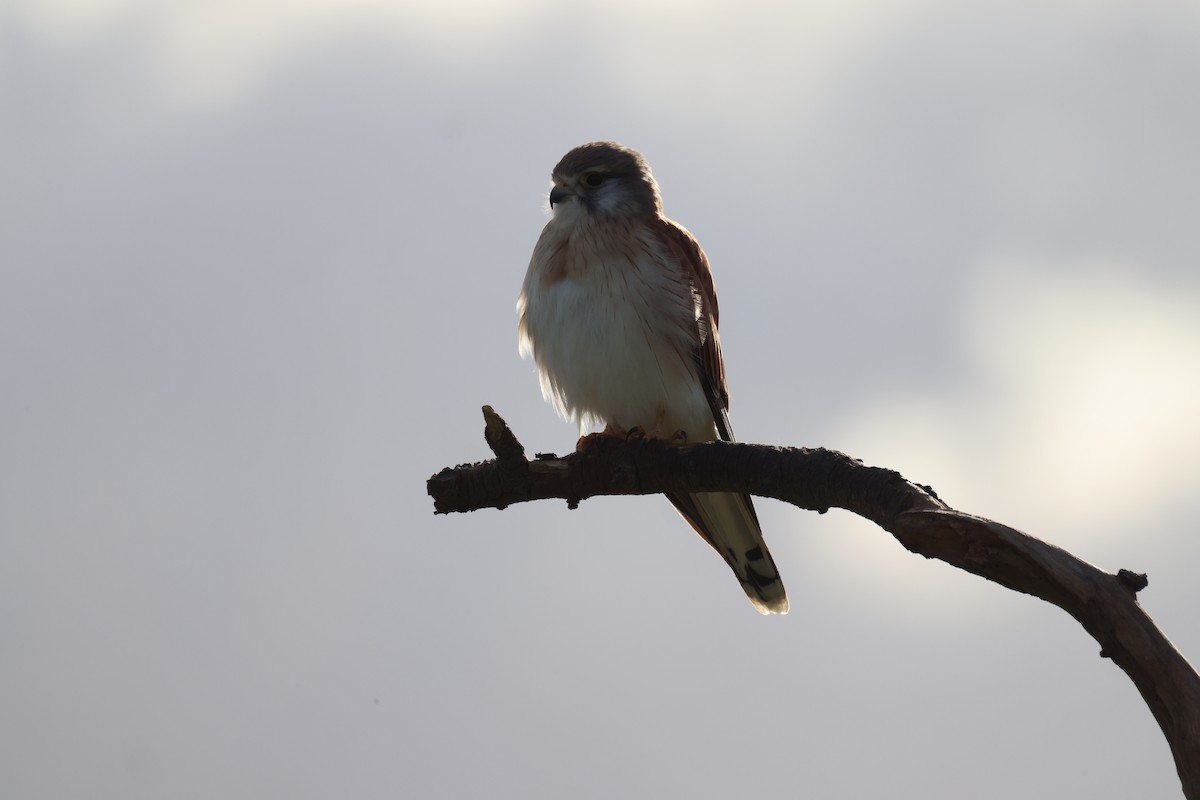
xmin=517 ymin=141 xmax=788 ymax=615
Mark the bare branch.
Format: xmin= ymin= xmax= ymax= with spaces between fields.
xmin=427 ymin=407 xmax=1200 ymax=799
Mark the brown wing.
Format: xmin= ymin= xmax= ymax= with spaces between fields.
xmin=653 ymin=216 xmax=733 ymax=440
xmin=650 ymin=217 xmax=783 ymax=613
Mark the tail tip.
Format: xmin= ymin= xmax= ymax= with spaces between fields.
xmin=750 ymin=594 xmax=789 ymax=616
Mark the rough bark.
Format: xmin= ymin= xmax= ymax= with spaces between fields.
xmin=427 ymin=406 xmax=1200 ymax=798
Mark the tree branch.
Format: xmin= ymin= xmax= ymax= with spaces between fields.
xmin=428 ymin=406 xmax=1200 ymax=798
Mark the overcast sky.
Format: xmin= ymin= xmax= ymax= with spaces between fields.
xmin=3 ymin=1 xmax=1199 ymax=797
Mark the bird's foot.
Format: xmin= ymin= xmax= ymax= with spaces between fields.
xmin=575 ymin=423 xmax=629 ymax=451
xmin=575 ymin=417 xmax=686 ymax=450
xmin=639 ymin=409 xmax=686 ymax=443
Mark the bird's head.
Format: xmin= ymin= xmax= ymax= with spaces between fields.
xmin=547 ymin=141 xmax=663 ymax=219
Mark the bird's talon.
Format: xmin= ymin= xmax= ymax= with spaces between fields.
xmin=576 ymin=424 xmax=630 ymax=451
xmin=575 ymin=432 xmax=601 ymax=451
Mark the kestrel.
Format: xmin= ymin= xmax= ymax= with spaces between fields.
xmin=517 ymin=141 xmax=788 ymax=615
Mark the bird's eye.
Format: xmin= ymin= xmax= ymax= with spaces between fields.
xmin=581 ymin=172 xmax=605 ymax=188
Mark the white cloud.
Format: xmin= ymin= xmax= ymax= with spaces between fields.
xmin=6 ymin=0 xmax=548 ymax=109
xmin=6 ymin=0 xmax=947 ymax=117
xmin=832 ymin=256 xmax=1200 ymax=557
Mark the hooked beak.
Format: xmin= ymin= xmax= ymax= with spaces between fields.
xmin=549 ymin=185 xmax=573 ymax=208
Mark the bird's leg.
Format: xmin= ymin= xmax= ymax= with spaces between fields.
xmin=643 ymin=408 xmax=687 ymax=442
xmin=576 ymin=422 xmax=629 ymax=451
xmin=623 ymin=409 xmax=665 ymax=442
xmin=576 ymin=412 xmax=686 ymax=450
xmin=626 ymin=409 xmax=688 ymax=443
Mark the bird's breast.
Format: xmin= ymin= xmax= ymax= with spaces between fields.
xmin=518 ymin=217 xmax=714 ymax=438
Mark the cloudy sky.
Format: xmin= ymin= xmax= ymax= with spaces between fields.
xmin=3 ymin=0 xmax=1199 ymax=797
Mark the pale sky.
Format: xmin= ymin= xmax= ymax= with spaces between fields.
xmin=3 ymin=1 xmax=1199 ymax=797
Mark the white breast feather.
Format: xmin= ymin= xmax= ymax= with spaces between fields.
xmin=518 ymin=217 xmax=716 ymax=441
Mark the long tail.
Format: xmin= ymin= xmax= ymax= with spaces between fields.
xmin=667 ymin=490 xmax=789 ymax=615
